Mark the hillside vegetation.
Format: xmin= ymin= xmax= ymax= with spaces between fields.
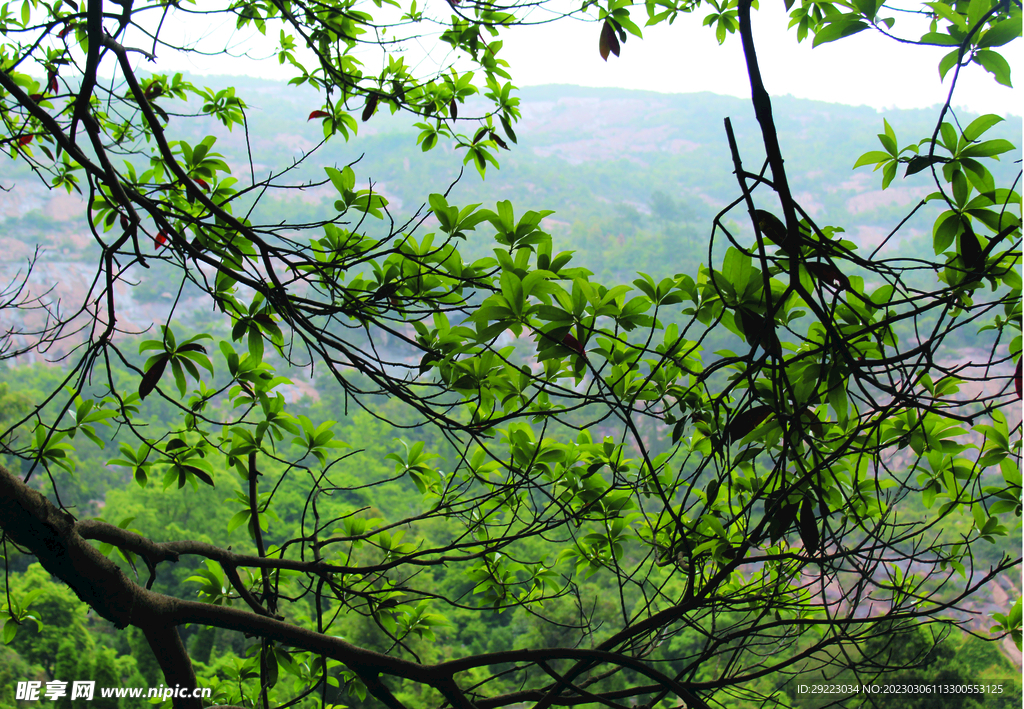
xmin=0 ymin=79 xmax=1020 ymax=707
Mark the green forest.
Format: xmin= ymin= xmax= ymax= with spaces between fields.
xmin=0 ymin=0 xmax=1021 ymax=708
xmin=0 ymin=352 xmax=1021 ymax=708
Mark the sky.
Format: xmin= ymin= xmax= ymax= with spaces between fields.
xmin=150 ymin=1 xmax=1021 ymax=117
xmin=498 ymin=3 xmax=1022 ymax=115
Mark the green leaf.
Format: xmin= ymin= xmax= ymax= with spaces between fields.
xmin=977 ymin=15 xmax=1022 ymax=48
xmin=881 ymin=160 xmax=898 ymax=189
xmin=170 ymin=359 xmax=187 ymax=397
xmin=812 ymin=18 xmax=869 ymax=47
xmin=974 ymin=49 xmax=1013 ymax=87
xmin=938 ymin=48 xmax=962 ymax=81
xmin=960 ymin=158 xmax=995 ymax=194
xmin=878 ymin=120 xmax=898 ymax=155
xmin=922 ymin=482 xmax=938 ymax=508
xmin=325 ymin=166 xmax=356 ymax=194
xmin=827 ymin=368 xmax=849 ymax=424
xmin=249 ymin=326 xmax=265 ymax=362
xmin=921 ymin=31 xmax=961 ymax=46
xmin=951 ymin=170 xmax=970 ymax=207
xmin=852 ymin=0 xmax=879 ymax=18
xmin=960 ymin=138 xmax=1016 ymax=158
xmin=496 ymin=200 xmax=515 ymax=233
xmin=853 ymin=150 xmax=892 ymax=168
xmin=940 ymin=122 xmax=958 ymax=152
xmin=933 ymin=211 xmax=961 ymax=253
xmin=963 ymin=114 xmax=1003 ymax=142
xmin=228 ymin=509 xmax=251 ymax=533
xmin=966 ymin=0 xmax=992 ymax=30
xmin=926 ymin=1 xmax=968 ymax=32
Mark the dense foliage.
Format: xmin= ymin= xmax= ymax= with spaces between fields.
xmin=0 ymin=0 xmax=1020 ymax=708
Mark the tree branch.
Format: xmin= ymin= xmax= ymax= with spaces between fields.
xmin=736 ymin=0 xmax=797 ymax=234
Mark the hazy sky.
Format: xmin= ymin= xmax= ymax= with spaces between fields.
xmin=154 ymin=2 xmax=1021 ymax=116
xmin=499 ymin=4 xmax=1022 ymax=115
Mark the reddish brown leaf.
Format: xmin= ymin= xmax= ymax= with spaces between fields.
xmin=183 ymin=465 xmax=214 ymax=487
xmin=1015 ymin=359 xmax=1022 ymax=400
xmin=960 ymin=228 xmax=983 ymax=272
xmin=500 ymin=116 xmax=517 ymax=144
xmin=904 ymin=154 xmax=949 ymax=177
xmin=724 ymin=405 xmax=773 ymax=444
xmin=489 ymin=131 xmax=509 ymax=150
xmin=599 ymin=20 xmax=620 ymax=61
xmin=449 ymin=98 xmax=458 ymax=120
xmin=29 ymin=94 xmax=44 ymax=102
xmin=800 ymin=408 xmax=824 ymax=439
xmin=120 ymin=215 xmax=130 ymax=230
xmin=58 ymin=23 xmax=73 ymax=39
xmin=473 ymin=127 xmax=488 ymax=144
xmin=362 ymin=94 xmax=378 ymax=122
xmin=738 ymin=309 xmax=781 ymax=354
xmin=18 ymin=135 xmax=33 ymax=146
xmin=562 ymin=332 xmax=585 ymax=356
xmin=139 ymin=356 xmax=168 ymax=400
xmin=194 ymin=177 xmax=210 ymax=191
xmin=165 ymin=438 xmax=188 ymax=452
xmin=48 ymin=72 xmax=58 ymax=93
xmin=798 ymin=498 xmax=820 ymax=554
xmin=154 ymin=231 xmax=168 ymax=248
xmin=706 ymin=479 xmax=720 ymax=505
xmin=805 ymin=262 xmax=850 ymax=291
xmin=769 ymin=502 xmax=799 ymax=544
xmin=307 ymin=110 xmax=331 ymax=121
xmin=754 ymin=209 xmax=801 ymax=253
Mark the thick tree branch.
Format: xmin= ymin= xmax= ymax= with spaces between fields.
xmin=141 ymin=624 xmax=200 ymax=707
xmin=69 ymin=0 xmax=103 ymax=144
xmin=736 ymin=0 xmax=797 ymax=234
xmin=1 ymin=461 xmax=720 ymax=709
xmin=0 ymin=463 xmax=199 ymax=709
xmin=0 ymin=465 xmax=138 ymax=628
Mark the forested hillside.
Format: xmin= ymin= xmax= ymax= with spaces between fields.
xmin=0 ymin=75 xmax=1020 ymax=707
xmin=2 ymin=81 xmax=1019 ymax=344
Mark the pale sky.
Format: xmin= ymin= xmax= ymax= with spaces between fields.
xmin=148 ymin=2 xmax=1021 ymax=116
xmin=497 ymin=3 xmax=1022 ymax=115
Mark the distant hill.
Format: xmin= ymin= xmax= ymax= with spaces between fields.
xmin=5 ymin=79 xmax=1019 ymax=239
xmin=0 ymin=80 xmax=1019 ymax=336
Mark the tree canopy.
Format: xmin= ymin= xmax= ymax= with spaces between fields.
xmin=0 ymin=0 xmax=1020 ymax=708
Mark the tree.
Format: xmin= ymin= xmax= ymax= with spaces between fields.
xmin=0 ymin=0 xmax=1020 ymax=708
xmin=4 ymin=563 xmax=93 ymax=679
